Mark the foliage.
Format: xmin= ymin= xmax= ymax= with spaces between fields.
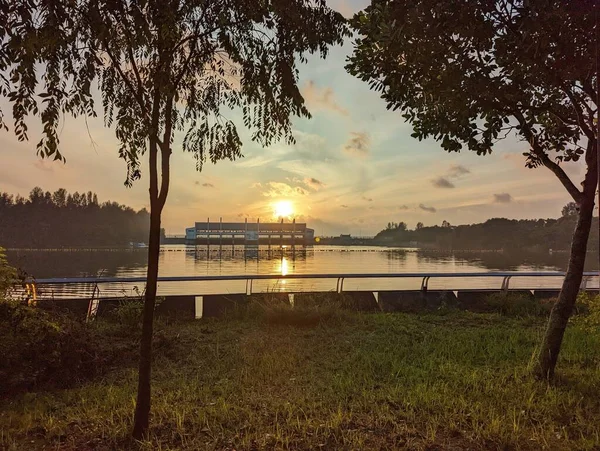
xmin=574 ymin=292 xmax=600 ymax=332
xmin=1 ymin=0 xmax=349 ymax=183
xmin=347 ymin=0 xmax=596 ymax=187
xmin=0 ymin=187 xmax=149 ymax=248
xmin=110 ymin=300 xmax=145 ymax=330
xmin=385 ymin=221 xmax=406 ymax=231
xmin=108 ymin=296 xmax=165 ymax=329
xmin=0 ymin=298 xmax=102 ymax=396
xmin=562 ymin=202 xmax=579 ymax=218
xmin=0 ymin=247 xmax=16 ymax=295
xmin=1 ymin=311 xmax=600 ymax=449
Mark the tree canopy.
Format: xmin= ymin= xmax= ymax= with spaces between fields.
xmin=1 ymin=0 xmax=348 ymax=183
xmin=347 ymin=0 xmax=596 ymax=203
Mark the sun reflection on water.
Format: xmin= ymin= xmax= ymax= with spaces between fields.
xmin=280 ymin=256 xmax=289 ymax=276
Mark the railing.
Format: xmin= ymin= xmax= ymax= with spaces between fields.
xmin=32 ymin=271 xmax=599 ymax=297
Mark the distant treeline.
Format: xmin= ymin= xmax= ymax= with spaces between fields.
xmin=375 ymin=215 xmax=599 ymax=251
xmin=0 ymin=187 xmax=149 ymax=248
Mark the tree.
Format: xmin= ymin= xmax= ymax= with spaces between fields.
xmin=348 ymin=0 xmax=597 ymax=379
xmin=0 ymin=187 xmax=150 ymax=248
xmin=561 ymin=202 xmax=579 ymax=218
xmin=416 ymin=222 xmax=424 ymax=230
xmin=441 ymin=220 xmax=451 ymax=228
xmin=0 ymin=247 xmax=16 ymax=295
xmin=1 ymin=0 xmax=347 ymax=438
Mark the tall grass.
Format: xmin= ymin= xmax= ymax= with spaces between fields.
xmin=1 ymin=297 xmax=599 ymax=450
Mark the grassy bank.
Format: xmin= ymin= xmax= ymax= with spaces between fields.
xmin=1 ymin=301 xmax=600 ymax=450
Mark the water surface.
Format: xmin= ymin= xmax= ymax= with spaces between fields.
xmin=7 ymin=246 xmax=598 ymax=297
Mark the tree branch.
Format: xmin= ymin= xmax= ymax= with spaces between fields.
xmin=148 ymin=86 xmax=161 ymax=206
xmin=514 ymin=111 xmax=583 ymax=203
xmin=112 ymin=3 xmax=147 ymax=106
xmin=102 ymin=43 xmax=149 ymax=121
xmin=561 ymin=85 xmax=595 ymax=141
xmin=158 ymin=96 xmax=174 ymax=209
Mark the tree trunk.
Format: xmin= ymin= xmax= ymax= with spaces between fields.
xmin=535 ymin=190 xmax=595 ymax=380
xmin=132 ymin=112 xmax=162 ymax=438
xmin=132 ymin=202 xmax=161 ymax=439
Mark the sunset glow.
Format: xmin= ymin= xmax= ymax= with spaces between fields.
xmin=273 ymin=200 xmax=294 ymax=219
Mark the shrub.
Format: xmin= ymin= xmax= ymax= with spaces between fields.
xmin=111 ymin=299 xmax=145 ymax=329
xmin=0 ymin=298 xmax=103 ymax=396
xmin=106 ymin=296 xmax=164 ymax=329
xmin=574 ymin=292 xmax=600 ymax=331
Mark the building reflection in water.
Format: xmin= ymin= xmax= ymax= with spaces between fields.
xmin=189 ymin=245 xmax=306 ymax=264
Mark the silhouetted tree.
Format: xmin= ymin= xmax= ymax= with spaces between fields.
xmin=1 ymin=0 xmax=348 ymax=437
xmin=376 ymin=217 xmax=598 ymax=252
xmin=562 ymin=202 xmax=579 ymax=218
xmin=0 ymin=187 xmax=149 ymax=248
xmin=416 ymin=222 xmax=424 ymax=230
xmin=348 ymin=0 xmax=597 ymax=380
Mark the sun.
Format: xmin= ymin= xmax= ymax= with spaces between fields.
xmin=273 ymin=200 xmax=294 ymax=219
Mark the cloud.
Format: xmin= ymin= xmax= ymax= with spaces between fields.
xmin=431 ymin=177 xmax=455 ymax=189
xmin=431 ymin=165 xmax=469 ymax=189
xmin=343 ymin=131 xmax=370 ymax=157
xmin=340 ymin=204 xmax=348 ymax=208
xmin=251 ymin=182 xmax=262 ymax=189
xmin=302 ymin=80 xmax=349 ymax=116
xmin=419 ymin=203 xmax=437 ymax=213
xmin=362 ymin=196 xmax=373 ymax=202
xmin=448 ymin=165 xmax=470 ymax=178
xmin=493 ymin=193 xmax=513 ymax=203
xmin=261 ymin=182 xmax=308 ymax=198
xmin=303 ymin=177 xmax=325 ymax=190
xmin=398 ymin=205 xmax=409 ymax=210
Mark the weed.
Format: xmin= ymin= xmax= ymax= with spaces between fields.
xmin=486 ymin=292 xmax=550 ymax=317
xmin=111 ymin=299 xmax=144 ymax=329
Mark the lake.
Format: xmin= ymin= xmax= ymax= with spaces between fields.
xmin=6 ymin=245 xmax=599 ymax=298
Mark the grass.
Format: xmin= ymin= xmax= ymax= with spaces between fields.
xmin=1 ymin=298 xmax=600 ymax=450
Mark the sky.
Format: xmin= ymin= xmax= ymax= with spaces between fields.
xmin=0 ymin=0 xmax=584 ymax=236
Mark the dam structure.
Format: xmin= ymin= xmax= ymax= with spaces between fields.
xmin=182 ymin=218 xmax=314 ymax=247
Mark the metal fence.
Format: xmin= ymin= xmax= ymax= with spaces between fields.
xmin=28 ymin=271 xmax=599 ymax=299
